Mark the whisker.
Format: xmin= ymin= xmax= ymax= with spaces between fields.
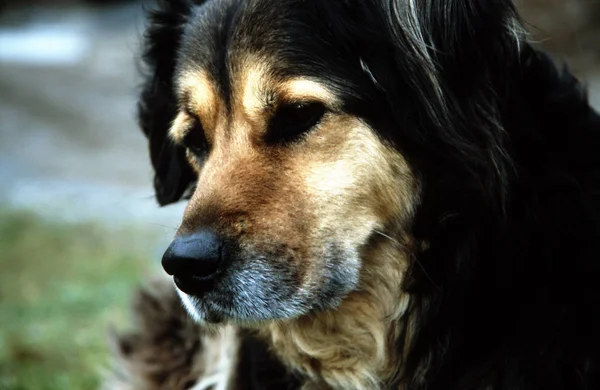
xmin=149 ymin=224 xmax=179 ymax=230
xmin=374 ymin=230 xmax=440 ymax=291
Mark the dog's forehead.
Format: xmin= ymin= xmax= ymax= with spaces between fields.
xmin=176 ymin=0 xmax=360 ymax=96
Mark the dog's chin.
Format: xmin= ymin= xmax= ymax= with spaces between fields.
xmin=175 ymin=287 xmax=307 ymax=327
xmin=173 ymin=272 xmax=360 ymax=327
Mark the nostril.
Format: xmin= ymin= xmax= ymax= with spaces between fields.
xmin=161 ymin=230 xmax=223 ymax=280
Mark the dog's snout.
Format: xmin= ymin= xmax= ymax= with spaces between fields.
xmin=162 ymin=230 xmax=223 ymax=289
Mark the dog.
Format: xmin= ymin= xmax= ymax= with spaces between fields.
xmin=104 ymin=0 xmax=600 ymax=389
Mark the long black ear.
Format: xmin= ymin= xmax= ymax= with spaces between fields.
xmin=138 ymin=0 xmax=196 ymax=206
xmin=382 ymin=0 xmax=523 ymax=212
xmin=383 ymin=0 xmax=523 ymax=118
xmin=419 ymin=0 xmax=523 ymax=88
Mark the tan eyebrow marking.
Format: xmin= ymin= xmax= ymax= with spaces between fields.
xmin=169 ymin=111 xmax=194 ymax=143
xmin=174 ymin=69 xmax=220 ymax=139
xmin=278 ymin=78 xmax=339 ymax=106
xmin=241 ymin=61 xmax=272 ymax=122
xmin=241 ymin=61 xmax=341 ymax=124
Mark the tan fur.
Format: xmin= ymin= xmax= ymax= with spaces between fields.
xmin=191 ymin=325 xmax=238 ymax=390
xmin=263 ymin=240 xmax=414 ymax=390
xmin=169 ymin=111 xmax=195 ymax=143
xmin=175 ymin=70 xmax=220 ymax=141
xmin=240 ymin=59 xmax=274 ymax=124
xmin=259 ymin=120 xmax=419 ymax=387
xmin=279 ymin=78 xmax=341 ymax=107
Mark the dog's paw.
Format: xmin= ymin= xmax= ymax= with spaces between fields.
xmin=102 ymin=277 xmax=206 ymax=390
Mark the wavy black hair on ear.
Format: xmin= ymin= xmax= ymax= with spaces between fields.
xmin=381 ymin=0 xmax=524 ymax=217
xmin=138 ymin=0 xmax=199 ymax=206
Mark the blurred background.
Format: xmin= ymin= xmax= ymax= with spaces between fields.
xmin=0 ymin=0 xmax=599 ymax=388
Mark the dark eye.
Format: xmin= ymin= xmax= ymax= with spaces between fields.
xmin=267 ymin=102 xmax=326 ymax=143
xmin=181 ymin=118 xmax=208 ymax=156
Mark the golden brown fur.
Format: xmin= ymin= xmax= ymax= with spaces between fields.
xmin=263 ymin=239 xmax=415 ymax=389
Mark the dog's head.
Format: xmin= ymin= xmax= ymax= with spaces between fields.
xmin=140 ymin=0 xmax=521 ymax=324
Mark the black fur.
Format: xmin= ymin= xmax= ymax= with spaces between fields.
xmin=138 ymin=0 xmax=199 ymax=205
xmin=234 ymin=330 xmax=303 ymax=390
xmin=137 ymin=0 xmax=600 ymax=388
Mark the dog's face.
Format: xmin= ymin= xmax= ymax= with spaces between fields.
xmin=170 ymin=67 xmax=416 ymax=322
xmin=161 ymin=1 xmax=418 ymax=324
xmin=143 ymin=0 xmax=520 ymax=324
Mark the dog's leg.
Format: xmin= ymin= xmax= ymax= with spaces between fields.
xmin=102 ymin=278 xmax=238 ymax=390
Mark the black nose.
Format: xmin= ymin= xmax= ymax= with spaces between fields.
xmin=162 ymin=230 xmax=223 ymax=291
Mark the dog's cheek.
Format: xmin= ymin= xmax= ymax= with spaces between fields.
xmin=299 ymin=119 xmax=394 ymax=246
xmin=294 ymin=117 xmax=418 ymax=288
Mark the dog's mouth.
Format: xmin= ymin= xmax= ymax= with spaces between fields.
xmin=173 ymin=274 xmax=216 ymax=296
xmin=167 ymin=246 xmax=362 ymax=325
xmin=176 ymin=290 xmax=228 ymax=324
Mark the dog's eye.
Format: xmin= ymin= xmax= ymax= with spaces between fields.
xmin=181 ymin=119 xmax=208 ymax=156
xmin=267 ymin=102 xmax=326 ymax=143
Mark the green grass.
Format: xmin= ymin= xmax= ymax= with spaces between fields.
xmin=0 ymin=208 xmax=162 ymax=389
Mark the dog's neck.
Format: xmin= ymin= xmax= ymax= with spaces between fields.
xmin=260 ymin=238 xmax=414 ymax=389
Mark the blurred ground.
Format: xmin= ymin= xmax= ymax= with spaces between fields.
xmin=0 ymin=208 xmax=160 ymax=389
xmin=0 ymin=0 xmax=599 ymax=388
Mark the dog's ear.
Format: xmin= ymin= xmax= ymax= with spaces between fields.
xmin=382 ymin=0 xmax=522 ymax=107
xmin=380 ymin=0 xmax=523 ymax=213
xmin=138 ymin=0 xmax=198 ymax=206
